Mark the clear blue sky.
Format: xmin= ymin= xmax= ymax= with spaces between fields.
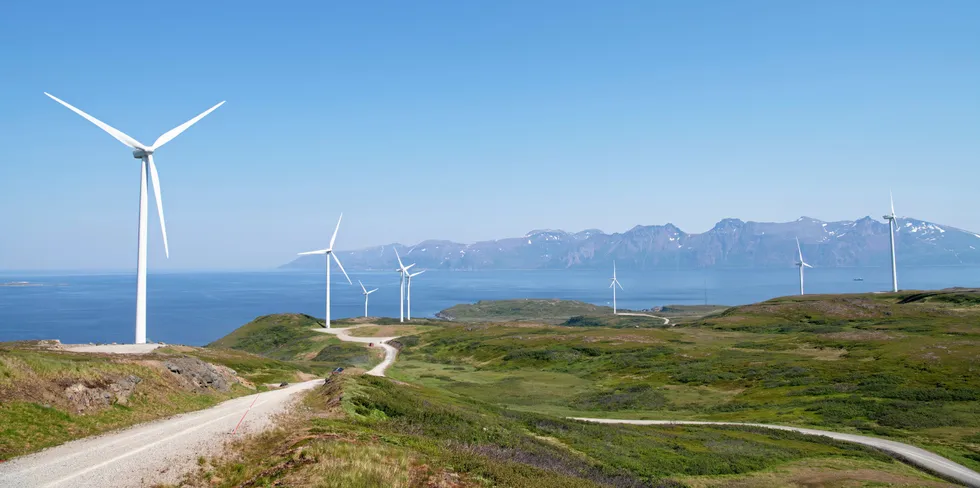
xmin=1 ymin=1 xmax=977 ymax=270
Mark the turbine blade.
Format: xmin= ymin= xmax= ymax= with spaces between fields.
xmin=804 ymin=262 xmax=813 ymax=268
xmin=368 ymin=288 xmax=378 ymax=294
xmin=394 ymin=247 xmax=406 ymax=270
xmin=147 ymin=155 xmax=169 ymax=258
xmin=44 ymin=93 xmax=146 ymax=149
xmin=410 ymin=270 xmax=426 ymax=277
xmin=329 ymin=213 xmax=343 ymax=250
xmin=298 ymin=249 xmax=329 ymax=255
xmin=609 ymin=281 xmax=614 ymax=288
xmin=332 ymin=253 xmax=352 ymax=285
xmin=617 ymin=281 xmax=624 ymax=291
xmin=405 ymin=263 xmax=415 ymax=271
xmin=890 ymin=190 xmax=896 ymax=216
xmin=358 ymin=280 xmax=367 ymax=293
xmin=796 ymin=237 xmax=803 ymax=261
xmin=150 ymin=100 xmax=225 ymax=150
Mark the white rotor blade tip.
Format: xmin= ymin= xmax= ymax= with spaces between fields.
xmin=332 ymin=253 xmax=352 ymax=284
xmin=329 ymin=214 xmax=343 ymax=250
xmin=147 ymin=156 xmax=169 ymax=258
xmin=151 ymin=100 xmax=225 ymax=150
xmin=44 ymin=92 xmax=146 ymax=149
xmin=359 ymin=280 xmax=367 ymax=293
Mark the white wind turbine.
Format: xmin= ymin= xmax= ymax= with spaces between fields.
xmin=393 ymin=248 xmax=415 ymax=323
xmin=609 ymin=261 xmax=624 ymax=314
xmin=298 ymin=215 xmax=352 ymax=328
xmin=883 ymin=192 xmax=899 ymax=292
xmin=406 ymin=269 xmax=426 ymax=320
xmin=358 ymin=280 xmax=378 ymax=318
xmin=795 ymin=238 xmax=813 ymax=295
xmin=45 ymin=93 xmax=224 ymax=344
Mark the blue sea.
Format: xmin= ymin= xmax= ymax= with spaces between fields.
xmin=1 ymin=267 xmax=979 ymax=346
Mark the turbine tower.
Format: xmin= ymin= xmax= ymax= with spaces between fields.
xmin=298 ymin=214 xmax=352 ymax=328
xmin=795 ymin=238 xmax=813 ymax=295
xmin=358 ymin=280 xmax=378 ymax=318
xmin=44 ymin=93 xmax=224 ymax=344
xmin=393 ymin=248 xmax=415 ymax=323
xmin=883 ymin=192 xmax=899 ymax=292
xmin=406 ymin=269 xmax=426 ymax=320
xmin=609 ymin=261 xmax=624 ymax=314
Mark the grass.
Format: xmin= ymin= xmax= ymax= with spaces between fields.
xmin=172 ymin=374 xmax=947 ymax=487
xmin=389 ymin=290 xmax=980 ymax=471
xmin=437 ymin=299 xmax=615 ymax=323
xmin=345 ymin=325 xmax=439 ymax=337
xmin=0 ymin=343 xmax=294 ymax=459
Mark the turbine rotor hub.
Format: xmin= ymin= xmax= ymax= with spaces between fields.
xmin=132 ymin=148 xmax=152 ymax=159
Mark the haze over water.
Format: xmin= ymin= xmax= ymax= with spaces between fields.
xmin=2 ymin=266 xmax=979 ymax=346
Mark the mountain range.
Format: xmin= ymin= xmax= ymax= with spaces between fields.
xmin=281 ymin=216 xmax=980 ymax=270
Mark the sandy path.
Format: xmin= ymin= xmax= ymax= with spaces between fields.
xmin=572 ymin=418 xmax=980 ymax=487
xmin=312 ymin=325 xmax=397 ymax=376
xmin=0 ymin=380 xmax=321 ymax=488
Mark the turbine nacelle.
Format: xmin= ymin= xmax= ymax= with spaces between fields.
xmin=133 ymin=148 xmax=152 ymax=159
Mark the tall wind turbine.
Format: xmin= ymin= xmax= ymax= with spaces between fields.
xmin=406 ymin=269 xmax=426 ymax=320
xmin=393 ymin=248 xmax=414 ymax=323
xmin=358 ymin=280 xmax=378 ymax=318
xmin=44 ymin=93 xmax=224 ymax=344
xmin=795 ymin=238 xmax=813 ymax=295
xmin=298 ymin=215 xmax=352 ymax=328
xmin=883 ymin=192 xmax=899 ymax=292
xmin=609 ymin=261 xmax=624 ymax=314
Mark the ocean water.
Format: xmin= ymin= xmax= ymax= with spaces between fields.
xmin=1 ymin=266 xmax=979 ymax=346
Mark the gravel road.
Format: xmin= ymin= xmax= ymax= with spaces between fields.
xmin=572 ymin=418 xmax=980 ymax=487
xmin=0 ymin=380 xmax=321 ymax=487
xmin=313 ymin=326 xmax=397 ymax=376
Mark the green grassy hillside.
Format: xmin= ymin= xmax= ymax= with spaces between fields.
xmin=207 ymin=313 xmax=381 ymax=370
xmin=437 ymin=299 xmax=614 ymax=323
xmin=176 ymin=375 xmax=945 ymax=487
xmin=391 ymin=290 xmax=980 ymax=472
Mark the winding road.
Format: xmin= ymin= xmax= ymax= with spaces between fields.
xmin=0 ymin=380 xmax=321 ymax=487
xmin=313 ymin=325 xmax=398 ymax=376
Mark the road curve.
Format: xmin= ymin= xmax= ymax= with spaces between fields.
xmin=313 ymin=326 xmax=398 ymax=377
xmin=572 ymin=418 xmax=980 ymax=488
xmin=614 ymin=312 xmax=670 ymax=325
xmin=0 ymin=380 xmax=321 ymax=488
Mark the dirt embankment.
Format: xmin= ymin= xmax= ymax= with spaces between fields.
xmin=0 ymin=348 xmax=251 ymax=415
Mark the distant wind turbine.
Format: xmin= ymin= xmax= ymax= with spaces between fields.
xmin=795 ymin=238 xmax=813 ymax=295
xmin=358 ymin=280 xmax=378 ymax=318
xmin=44 ymin=93 xmax=224 ymax=344
xmin=298 ymin=214 xmax=352 ymax=328
xmin=883 ymin=192 xmax=899 ymax=292
xmin=609 ymin=261 xmax=624 ymax=314
xmin=393 ymin=248 xmax=415 ymax=323
xmin=406 ymin=269 xmax=426 ymax=320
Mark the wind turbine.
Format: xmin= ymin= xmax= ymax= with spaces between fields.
xmin=795 ymin=238 xmax=813 ymax=295
xmin=393 ymin=248 xmax=415 ymax=323
xmin=883 ymin=192 xmax=899 ymax=292
xmin=406 ymin=269 xmax=426 ymax=320
xmin=609 ymin=261 xmax=624 ymax=314
xmin=298 ymin=214 xmax=352 ymax=328
xmin=44 ymin=93 xmax=224 ymax=344
xmin=358 ymin=280 xmax=378 ymax=318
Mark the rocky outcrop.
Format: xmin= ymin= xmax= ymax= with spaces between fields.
xmin=164 ymin=357 xmax=230 ymax=392
xmin=62 ymin=375 xmax=142 ymax=413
